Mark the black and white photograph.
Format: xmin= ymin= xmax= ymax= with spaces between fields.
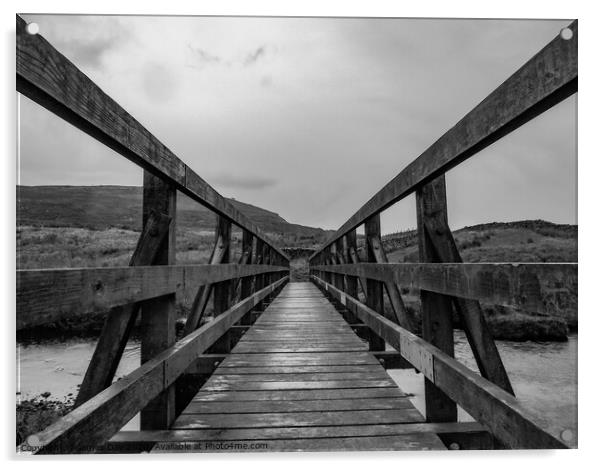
xmin=13 ymin=5 xmax=583 ymax=458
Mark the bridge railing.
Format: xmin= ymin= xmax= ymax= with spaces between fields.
xmin=16 ymin=14 xmax=289 ymax=453
xmin=309 ymin=20 xmax=577 ymax=449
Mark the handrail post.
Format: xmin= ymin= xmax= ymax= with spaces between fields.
xmin=209 ymin=216 xmax=233 ymax=353
xmin=332 ymin=243 xmax=344 ymax=291
xmin=344 ymin=231 xmax=359 ymax=299
xmin=140 ymin=171 xmax=177 ymax=430
xmin=364 ymin=215 xmax=386 ymax=351
xmin=416 ymin=176 xmax=457 ymax=423
xmin=254 ymin=239 xmax=266 ymax=311
xmin=240 ymin=230 xmax=254 ymax=325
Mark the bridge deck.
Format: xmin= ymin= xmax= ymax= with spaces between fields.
xmin=152 ymin=282 xmax=446 ymax=452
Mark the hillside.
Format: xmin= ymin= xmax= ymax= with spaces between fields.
xmin=16 ymin=185 xmax=331 ymax=247
xmin=381 ymin=220 xmax=577 ymax=263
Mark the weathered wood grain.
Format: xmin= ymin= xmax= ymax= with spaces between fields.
xmin=75 ymin=210 xmax=172 ymax=407
xmin=415 ymin=177 xmax=457 ymax=422
xmin=25 ymin=276 xmax=288 ymax=454
xmin=140 ymin=172 xmax=177 ymax=430
xmin=17 ymin=264 xmax=287 ymax=329
xmin=313 ymin=262 xmax=576 ymax=314
xmin=364 ymin=215 xmax=386 ymax=351
xmin=312 ymin=275 xmax=569 ymax=449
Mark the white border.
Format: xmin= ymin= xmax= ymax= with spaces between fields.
xmin=3 ymin=1 xmax=600 ymax=467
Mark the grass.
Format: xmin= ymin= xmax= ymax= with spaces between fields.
xmin=16 ymin=394 xmax=74 ymax=447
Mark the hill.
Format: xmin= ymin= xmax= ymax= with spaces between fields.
xmin=16 ymin=185 xmax=331 ymax=247
xmin=381 ymin=220 xmax=577 ymax=263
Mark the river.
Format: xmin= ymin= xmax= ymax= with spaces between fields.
xmin=16 ymin=332 xmax=577 ymax=445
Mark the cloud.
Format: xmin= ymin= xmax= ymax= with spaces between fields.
xmin=34 ymin=16 xmax=131 ymax=69
xmin=210 ymin=173 xmax=278 ymax=190
xmin=243 ymin=46 xmax=266 ymax=66
xmin=187 ymin=44 xmax=221 ymax=68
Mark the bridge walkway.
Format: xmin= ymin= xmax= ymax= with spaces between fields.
xmin=152 ymin=282 xmax=446 ymax=452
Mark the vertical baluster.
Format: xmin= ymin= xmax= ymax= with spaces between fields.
xmin=240 ymin=231 xmax=254 ymax=325
xmin=364 ymin=215 xmax=386 ymax=351
xmin=140 ymin=171 xmax=176 ymax=430
xmin=210 ymin=216 xmax=232 ymax=353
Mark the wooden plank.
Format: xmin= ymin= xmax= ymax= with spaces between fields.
xmin=200 ymin=379 xmax=396 ymax=392
xmin=183 ymin=397 xmax=415 ymax=414
xmin=110 ymin=421 xmax=483 ymax=445
xmin=172 ymin=409 xmax=424 ymax=429
xmin=140 ymin=172 xmax=177 ymax=430
xmin=151 ymin=434 xmax=444 ymax=452
xmin=310 ymin=20 xmax=577 ymax=258
xmin=219 ymin=352 xmax=382 ymax=366
xmin=15 ymin=15 xmax=288 ymax=262
xmin=203 ymin=371 xmax=390 ymax=383
xmin=17 ymin=264 xmax=287 ymax=330
xmin=312 ymin=275 xmax=569 ymax=449
xmin=313 ymin=262 xmax=576 ymax=314
xmin=75 ymin=210 xmax=172 ymax=407
xmin=211 ymin=364 xmax=383 ymax=374
xmin=25 ymin=277 xmax=288 ymax=454
xmin=192 ymin=387 xmax=408 ymax=403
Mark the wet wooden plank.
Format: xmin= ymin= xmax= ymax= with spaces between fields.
xmin=159 ymin=281 xmax=444 ymax=452
xmin=111 ymin=422 xmax=483 ymax=446
xmin=183 ymin=397 xmax=415 ymax=414
xmin=152 ymin=434 xmax=444 ymax=452
xmin=201 ymin=379 xmax=396 ymax=392
xmin=172 ymin=409 xmax=424 ymax=429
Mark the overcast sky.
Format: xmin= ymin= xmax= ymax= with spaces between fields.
xmin=18 ymin=15 xmax=576 ymax=233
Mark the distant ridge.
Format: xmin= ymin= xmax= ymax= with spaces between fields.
xmin=16 ymin=185 xmax=332 ymax=247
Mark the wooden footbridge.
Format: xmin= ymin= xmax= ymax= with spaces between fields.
xmin=16 ymin=16 xmax=577 ymax=453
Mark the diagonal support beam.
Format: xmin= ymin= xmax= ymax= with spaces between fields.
xmin=348 ymin=244 xmax=368 ymax=297
xmin=182 ymin=224 xmax=229 ymax=335
xmin=366 ymin=234 xmax=412 ymax=330
xmin=75 ymin=210 xmax=171 ymax=407
xmin=420 ymin=176 xmax=513 ymax=395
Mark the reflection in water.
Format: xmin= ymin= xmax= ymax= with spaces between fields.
xmin=389 ymin=332 xmax=577 ymax=447
xmin=17 ymin=332 xmax=577 ymax=442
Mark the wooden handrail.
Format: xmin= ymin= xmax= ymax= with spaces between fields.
xmin=15 ymin=14 xmax=288 ymax=264
xmin=311 ymin=262 xmax=576 ymax=314
xmin=310 ymin=20 xmax=577 ymax=260
xmin=17 ymin=264 xmax=288 ymax=330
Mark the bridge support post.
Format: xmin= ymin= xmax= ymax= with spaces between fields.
xmin=140 ymin=172 xmax=177 ymax=430
xmin=332 ymin=243 xmax=345 ymax=291
xmin=240 ymin=230 xmax=254 ymax=325
xmin=254 ymin=239 xmax=266 ymax=311
xmin=416 ymin=176 xmax=457 ymax=423
xmin=344 ymin=232 xmax=358 ymax=299
xmin=209 ymin=216 xmax=233 ymax=354
xmin=364 ymin=216 xmax=386 ymax=351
